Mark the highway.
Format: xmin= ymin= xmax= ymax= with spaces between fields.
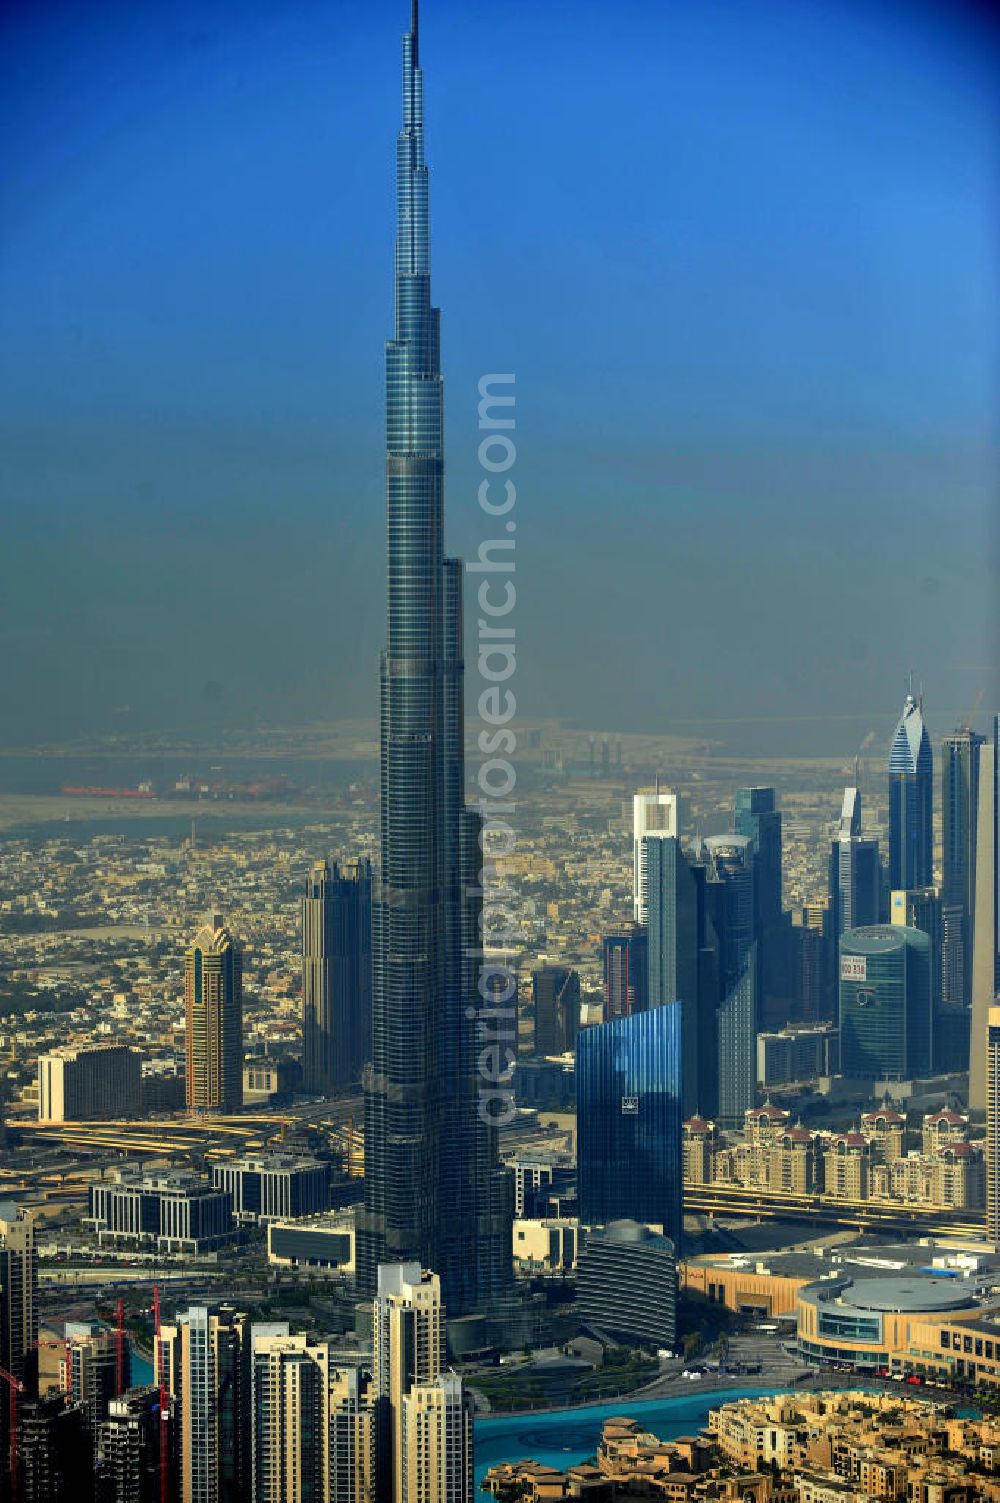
xmin=684 ymin=1182 xmax=986 ymax=1241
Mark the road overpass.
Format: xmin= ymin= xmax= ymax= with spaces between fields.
xmin=684 ymin=1182 xmax=986 ymax=1242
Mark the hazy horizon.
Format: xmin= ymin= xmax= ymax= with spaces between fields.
xmin=2 ymin=0 xmax=997 ymax=755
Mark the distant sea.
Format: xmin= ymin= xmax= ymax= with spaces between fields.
xmin=0 ymin=754 xmax=374 ymax=796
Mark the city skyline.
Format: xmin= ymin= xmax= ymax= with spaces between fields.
xmin=1 ymin=0 xmax=997 ymax=751
xmin=1 ymin=2 xmax=1000 ymax=1498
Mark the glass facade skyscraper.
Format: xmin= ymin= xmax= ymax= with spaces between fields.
xmin=646 ymin=835 xmax=719 ymax=1119
xmin=357 ymin=3 xmax=512 ymax=1314
xmin=702 ymin=834 xmax=757 ymax=1123
xmin=839 ymin=924 xmax=932 ymax=1081
xmin=301 ymin=858 xmax=372 ymax=1095
xmin=829 ymin=788 xmax=881 ymax=938
xmin=888 ymin=693 xmax=933 ymax=892
xmin=735 ymin=786 xmax=782 ymax=922
xmin=941 ymin=725 xmax=986 ymax=1009
xmin=576 ymin=1005 xmax=683 ymax=1248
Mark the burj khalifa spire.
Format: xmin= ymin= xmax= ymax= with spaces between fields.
xmin=356 ymin=1 xmax=512 ymax=1317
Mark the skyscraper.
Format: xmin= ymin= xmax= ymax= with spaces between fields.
xmin=645 ymin=835 xmax=719 ymax=1118
xmin=302 ymin=858 xmax=372 ymax=1095
xmin=159 ymin=1306 xmax=249 ymax=1503
xmin=373 ymin=1264 xmax=473 ymax=1503
xmin=96 ymin=1387 xmax=160 ymax=1503
xmin=735 ymin=786 xmax=782 ymax=922
xmin=829 ymin=788 xmax=881 ymax=937
xmin=987 ymin=1006 xmax=1000 ymax=1243
xmin=0 ymin=1200 xmax=38 ymax=1389
xmin=942 ymin=725 xmax=986 ymax=1010
xmin=357 ymin=2 xmax=512 ymax=1313
xmin=531 ymin=965 xmax=580 ymax=1055
xmin=702 ymin=834 xmax=757 ymax=1123
xmin=576 ymin=1004 xmax=683 ymax=1247
xmin=184 ymin=917 xmax=243 ymax=1114
xmin=969 ymin=724 xmax=999 ymax=1112
xmin=250 ymin=1326 xmax=330 ymax=1503
xmin=602 ymin=924 xmax=647 ymax=1022
xmin=888 ymin=692 xmax=933 ymax=892
xmin=632 ymin=787 xmax=679 ymax=923
xmin=61 ymin=1321 xmax=128 ymax=1443
xmin=839 ymin=924 xmax=932 ymax=1081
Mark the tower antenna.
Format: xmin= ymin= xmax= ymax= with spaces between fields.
xmin=411 ymin=0 xmax=419 ymax=63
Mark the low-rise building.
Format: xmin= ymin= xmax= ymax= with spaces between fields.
xmin=210 ymin=1153 xmax=330 ymax=1225
xmin=266 ymin=1214 xmax=355 ymax=1273
xmin=88 ymin=1170 xmax=235 ymax=1254
xmin=512 ymin=1218 xmax=581 ymax=1272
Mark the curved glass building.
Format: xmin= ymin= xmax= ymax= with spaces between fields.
xmin=356 ymin=2 xmax=512 ymax=1314
xmin=839 ymin=924 xmax=932 ymax=1081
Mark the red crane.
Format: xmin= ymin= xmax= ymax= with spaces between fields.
xmin=0 ymin=1365 xmax=24 ymax=1503
xmin=153 ymin=1284 xmax=169 ymax=1503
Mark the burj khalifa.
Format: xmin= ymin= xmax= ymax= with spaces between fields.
xmin=356 ymin=1 xmax=513 ymax=1316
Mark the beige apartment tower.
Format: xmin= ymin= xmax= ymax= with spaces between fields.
xmin=157 ymin=1306 xmax=248 ymax=1503
xmin=185 ymin=916 xmax=243 ymax=1113
xmin=374 ymin=1263 xmax=473 ymax=1503
xmin=0 ymin=1201 xmax=37 ymax=1387
xmin=250 ymin=1326 xmax=330 ymax=1503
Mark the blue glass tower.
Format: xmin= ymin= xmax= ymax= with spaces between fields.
xmin=357 ymin=2 xmax=512 ymax=1313
xmin=888 ymin=694 xmax=933 ymax=892
xmin=735 ymin=786 xmax=782 ymax=922
xmin=839 ymin=923 xmax=932 ymax=1080
xmin=702 ymin=834 xmax=757 ymax=1124
xmin=576 ymin=1005 xmax=683 ymax=1248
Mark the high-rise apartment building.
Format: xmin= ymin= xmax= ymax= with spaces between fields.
xmin=942 ymin=726 xmax=987 ymax=1009
xmin=888 ymin=693 xmax=933 ymax=892
xmin=970 ymin=723 xmax=999 ymax=1112
xmin=576 ymin=1005 xmax=683 ymax=1247
xmin=16 ymin=1395 xmax=90 ymax=1503
xmin=37 ymin=1045 xmax=141 ymax=1122
xmin=329 ymin=1364 xmax=375 ymax=1503
xmin=702 ymin=835 xmax=757 ymax=1123
xmin=645 ymin=835 xmax=719 ymax=1118
xmin=61 ymin=1321 xmax=128 ymax=1442
xmin=96 ymin=1387 xmax=160 ymax=1503
xmin=531 ymin=965 xmax=580 ymax=1055
xmin=839 ymin=924 xmax=932 ymax=1081
xmin=302 ymin=857 xmax=372 ymax=1095
xmin=988 ymin=1007 xmax=1000 ymax=1244
xmin=357 ymin=0 xmax=512 ymax=1315
xmin=158 ymin=1306 xmax=249 ymax=1503
xmin=829 ymin=788 xmax=882 ymax=937
xmin=184 ymin=916 xmax=243 ymax=1113
xmin=632 ymin=787 xmax=679 ymax=923
xmin=602 ymin=924 xmax=648 ymax=1022
xmin=0 ymin=1200 xmax=38 ymax=1389
xmin=250 ymin=1325 xmax=330 ymax=1503
xmin=373 ymin=1263 xmax=473 ymax=1503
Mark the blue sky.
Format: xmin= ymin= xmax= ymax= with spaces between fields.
xmin=1 ymin=0 xmax=997 ymax=752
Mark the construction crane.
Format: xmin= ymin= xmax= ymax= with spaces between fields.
xmin=0 ymin=1365 xmax=24 ymax=1503
xmin=153 ymin=1284 xmax=169 ymax=1503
